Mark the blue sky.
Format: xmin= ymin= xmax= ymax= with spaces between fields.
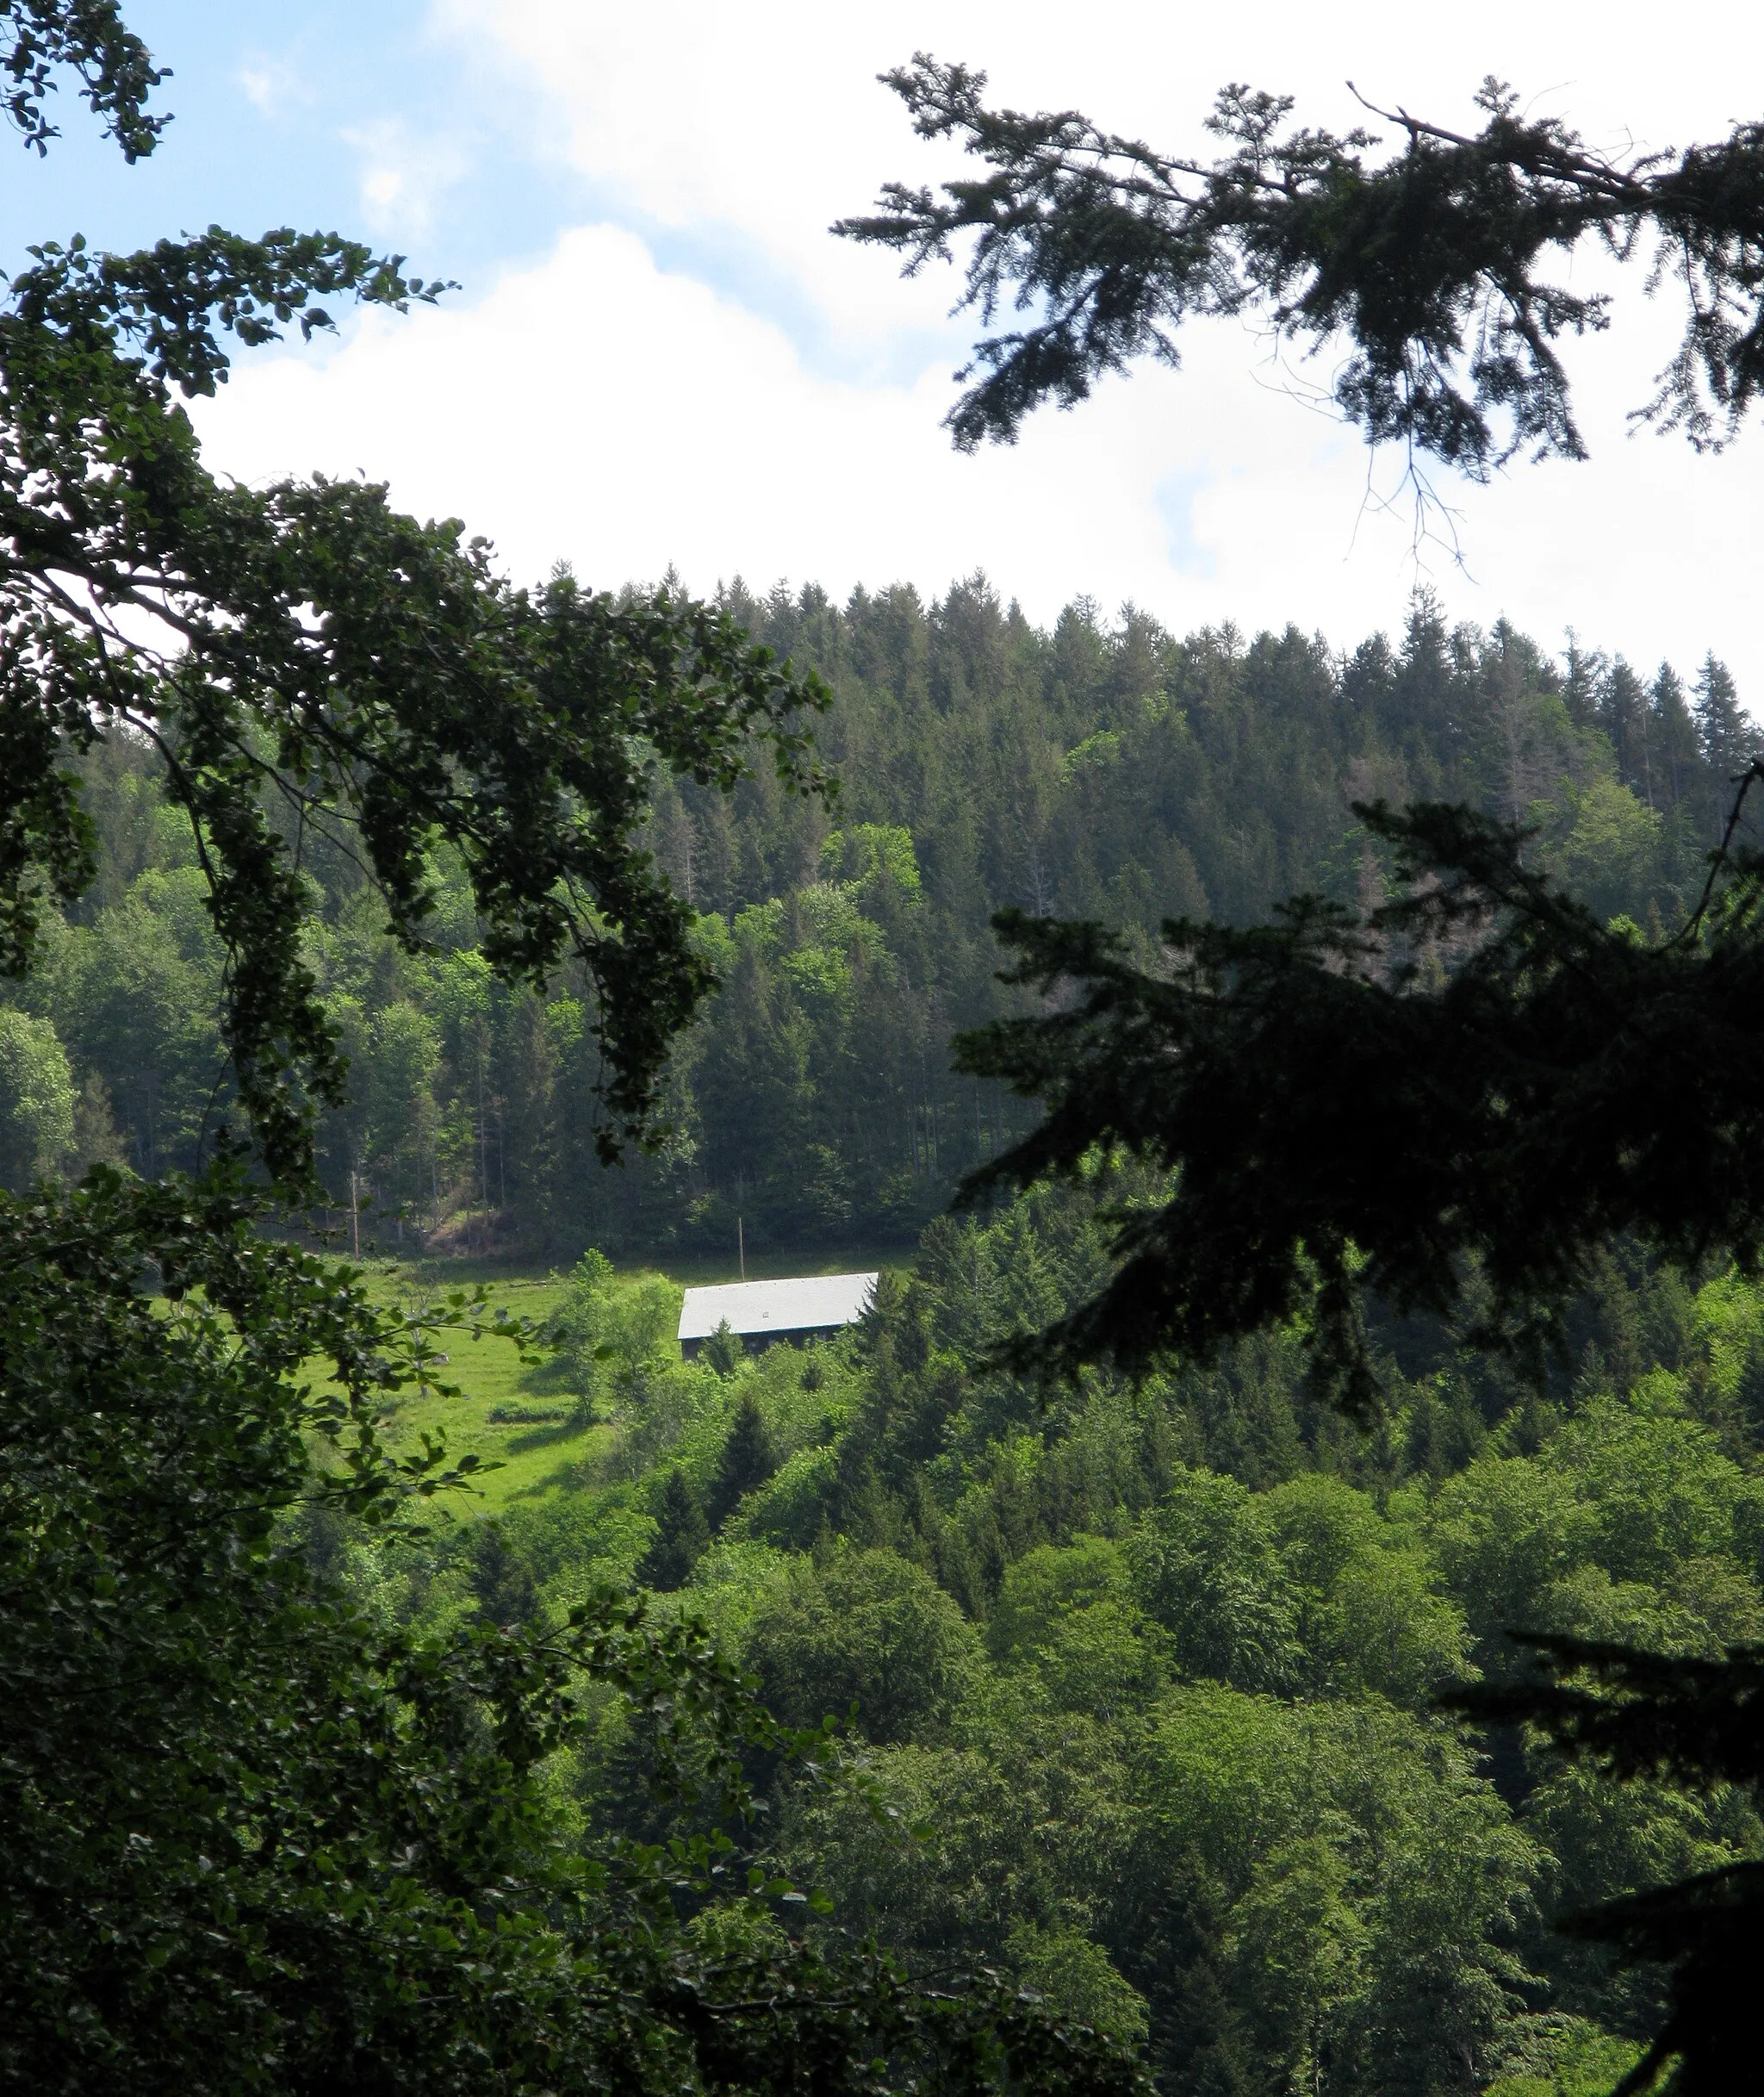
xmin=0 ymin=1 xmax=958 ymax=385
xmin=15 ymin=1 xmax=1764 ymax=696
xmin=0 ymin=3 xmax=580 ymax=281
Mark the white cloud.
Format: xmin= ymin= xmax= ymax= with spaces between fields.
xmin=190 ymin=219 xmax=1760 ymax=686
xmin=237 ymin=58 xmax=304 ymax=117
xmin=190 ymin=0 xmax=1764 ymax=693
xmin=195 ymin=225 xmax=1196 ymax=603
xmin=341 ymin=116 xmax=470 ymax=240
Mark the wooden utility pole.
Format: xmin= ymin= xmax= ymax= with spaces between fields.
xmin=738 ymin=1215 xmax=745 ymax=1280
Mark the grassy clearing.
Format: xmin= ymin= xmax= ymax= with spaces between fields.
xmin=351 ymin=1263 xmax=597 ymax=1510
xmin=347 ymin=1241 xmax=913 ymax=1511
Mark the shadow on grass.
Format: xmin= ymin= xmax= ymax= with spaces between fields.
xmin=506 ymin=1415 xmax=597 ymax=1456
xmin=516 ymin=1353 xmax=579 ymax=1397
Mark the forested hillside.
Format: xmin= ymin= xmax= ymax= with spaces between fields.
xmin=22 ymin=9 xmax=1764 ymax=2089
xmin=13 ymin=568 xmax=1762 ymax=2091
xmin=1 ymin=579 xmax=1754 ymax=1254
xmin=19 ymin=563 xmax=1739 ymax=2088
xmin=317 ymin=1173 xmax=1764 ymax=2096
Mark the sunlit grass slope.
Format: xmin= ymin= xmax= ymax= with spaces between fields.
xmin=348 ymin=1246 xmax=910 ymax=1511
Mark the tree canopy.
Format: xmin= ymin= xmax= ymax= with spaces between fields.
xmin=12 ymin=9 xmax=1764 ymax=2088
xmin=0 ymin=0 xmax=165 ymax=158
xmin=956 ymin=794 xmax=1764 ymax=1420
xmin=0 ymin=5 xmax=831 ymax=1198
xmin=285 ymin=1187 xmax=1764 ymax=2097
xmin=22 ymin=575 xmax=1736 ymax=1258
xmin=0 ymin=1163 xmax=1143 ymax=2094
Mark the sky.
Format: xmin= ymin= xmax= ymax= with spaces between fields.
xmin=12 ymin=0 xmax=1764 ymax=692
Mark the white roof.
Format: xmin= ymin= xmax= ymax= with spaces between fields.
xmin=677 ymin=1272 xmax=878 ymax=1344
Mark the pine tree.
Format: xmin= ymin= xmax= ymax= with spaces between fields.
xmin=1561 ymin=635 xmax=1604 ymax=733
xmin=842 ymin=63 xmax=1764 ymax=475
xmin=1599 ymin=658 xmax=1651 ymax=806
xmin=706 ymin=1392 xmax=778 ymax=1529
xmin=502 ymin=992 xmax=560 ymax=1247
xmin=1694 ymin=653 xmax=1752 ymax=776
xmin=703 ymin=1318 xmax=745 ymax=1378
xmin=637 ymin=1468 xmax=710 ymax=1591
xmin=1694 ymin=654 xmax=1754 ymax=840
xmin=1649 ymin=663 xmax=1701 ymax=815
xmin=469 ymin=1521 xmax=537 ymax=1628
xmin=1460 ymin=1639 xmax=1764 ymax=2097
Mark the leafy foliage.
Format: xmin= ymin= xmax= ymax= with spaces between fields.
xmin=16 ymin=582 xmax=1746 ymax=1256
xmin=13 ymin=13 xmax=1764 ymax=2088
xmin=0 ymin=1004 xmax=72 ymax=1185
xmin=19 ymin=1105 xmax=1742 ymax=2091
xmin=0 ymin=1166 xmax=1145 ymax=2095
xmin=553 ymin=1248 xmax=679 ymax=1414
xmin=0 ymin=46 xmax=830 ymax=1194
xmin=747 ymin=1549 xmax=984 ymax=1743
xmin=508 ymin=1187 xmax=1761 ymax=2094
xmin=1463 ymin=1639 xmax=1764 ymax=2095
xmin=0 ymin=11 xmax=1145 ymax=2093
xmin=0 ymin=0 xmax=165 ymax=158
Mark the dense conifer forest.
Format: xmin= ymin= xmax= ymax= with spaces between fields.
xmin=19 ymin=11 xmax=1764 ymax=2089
xmin=7 ymin=572 xmax=1764 ymax=2094
xmin=3 ymin=579 xmax=1753 ymax=1258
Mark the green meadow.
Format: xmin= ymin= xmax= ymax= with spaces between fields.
xmin=352 ymin=1243 xmax=914 ymax=1508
